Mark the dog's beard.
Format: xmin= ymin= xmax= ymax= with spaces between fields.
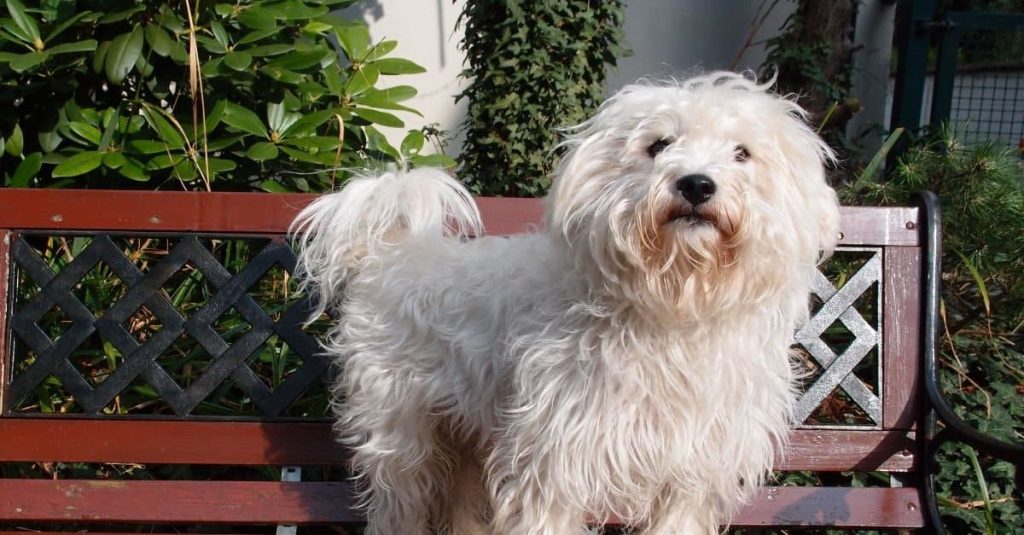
xmin=637 ymin=195 xmax=742 ymax=277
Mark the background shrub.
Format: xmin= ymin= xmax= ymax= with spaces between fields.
xmin=456 ymin=0 xmax=628 ymax=196
xmin=0 ymin=0 xmax=447 ymax=192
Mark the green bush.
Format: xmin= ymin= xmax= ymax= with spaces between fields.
xmin=0 ymin=0 xmax=447 ymax=192
xmin=848 ymin=127 xmax=1024 ymax=534
xmin=456 ymin=0 xmax=628 ymax=196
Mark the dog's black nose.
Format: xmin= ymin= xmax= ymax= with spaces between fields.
xmin=675 ymin=174 xmax=717 ymax=205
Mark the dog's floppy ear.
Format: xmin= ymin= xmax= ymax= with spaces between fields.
xmin=770 ymin=97 xmax=841 ymax=262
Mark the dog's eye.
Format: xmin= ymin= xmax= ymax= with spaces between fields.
xmin=734 ymin=145 xmax=751 ymax=162
xmin=647 ymin=138 xmax=672 ymax=158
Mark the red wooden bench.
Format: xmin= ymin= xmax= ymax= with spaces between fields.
xmin=0 ymin=188 xmax=1017 ymax=533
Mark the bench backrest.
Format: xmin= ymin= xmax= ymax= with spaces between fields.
xmin=0 ymin=189 xmax=930 ymax=530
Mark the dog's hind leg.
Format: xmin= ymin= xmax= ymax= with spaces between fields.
xmin=340 ymin=356 xmax=456 ymax=535
xmin=347 ymin=414 xmax=455 ymax=535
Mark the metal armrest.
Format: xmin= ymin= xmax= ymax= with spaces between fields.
xmin=917 ymin=191 xmax=1024 ymax=535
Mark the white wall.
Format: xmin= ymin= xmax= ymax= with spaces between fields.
xmin=608 ymin=0 xmax=795 ymax=88
xmin=340 ymin=0 xmax=469 ymax=153
xmin=348 ymin=0 xmax=795 ymax=155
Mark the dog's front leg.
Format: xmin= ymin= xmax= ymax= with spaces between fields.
xmin=489 ymin=487 xmax=589 ymax=535
xmin=487 ymin=447 xmax=590 ymax=535
xmin=640 ymin=491 xmax=717 ymax=535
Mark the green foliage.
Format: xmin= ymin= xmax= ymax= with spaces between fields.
xmin=847 ymin=126 xmax=1024 ymax=533
xmin=456 ymin=0 xmax=628 ymax=197
xmin=0 ymin=0 xmax=447 ymax=191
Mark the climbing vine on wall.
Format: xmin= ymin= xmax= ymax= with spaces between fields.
xmin=456 ymin=1 xmax=628 ymax=197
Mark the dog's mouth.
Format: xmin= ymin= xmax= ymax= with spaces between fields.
xmin=666 ymin=206 xmax=717 ymax=227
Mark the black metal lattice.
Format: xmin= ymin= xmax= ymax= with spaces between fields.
xmin=6 ymin=234 xmax=883 ymax=426
xmin=7 ymin=233 xmax=330 ymax=418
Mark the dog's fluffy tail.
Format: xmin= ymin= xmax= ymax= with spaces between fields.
xmin=290 ymin=167 xmax=482 ymax=319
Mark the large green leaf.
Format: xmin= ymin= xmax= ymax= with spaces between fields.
xmin=246 ymin=141 xmax=279 ymax=161
xmin=210 ymin=20 xmax=230 ymax=48
xmin=360 ymin=85 xmax=417 ymax=104
xmin=126 ymin=139 xmax=172 ymax=154
xmin=267 ymin=101 xmax=300 ymax=133
xmin=146 ymin=152 xmax=185 ymax=170
xmin=52 ymin=150 xmax=104 ymax=177
xmin=205 ymin=134 xmax=245 ymax=151
xmin=237 ymin=6 xmax=277 ymax=30
xmin=145 ymin=23 xmax=174 ymax=57
xmin=259 ymin=66 xmax=304 ymax=85
xmin=352 ymin=107 xmax=403 ymax=128
xmin=10 ymin=152 xmax=42 ymax=187
xmin=400 ymin=130 xmax=424 ymax=156
xmin=92 ymin=39 xmax=110 ymax=73
xmin=117 ymin=157 xmax=147 ymax=181
xmin=244 ymin=43 xmax=291 ymax=57
xmin=267 ymin=1 xmax=328 ymax=20
xmin=237 ymin=28 xmax=276 ymax=46
xmin=279 ymin=145 xmax=331 ymax=165
xmin=69 ymin=121 xmax=102 ymax=145
xmin=282 ymin=135 xmax=341 ymax=151
xmin=140 ymin=106 xmax=186 ymax=149
xmin=5 ymin=123 xmax=23 ymax=156
xmin=98 ymin=5 xmax=144 ymax=24
xmin=6 ymin=0 xmax=41 ymax=46
xmin=333 ymin=20 xmax=369 ymax=60
xmin=364 ymin=125 xmax=398 ymax=159
xmin=259 ymin=179 xmax=290 ymax=192
xmin=224 ymin=50 xmax=252 ymax=70
xmin=365 ymin=40 xmax=398 ymax=61
xmin=222 ymin=102 xmax=267 ymax=137
xmin=410 ymin=153 xmax=456 ymax=169
xmin=281 ymin=109 xmax=335 ymax=137
xmin=205 ymin=100 xmax=228 ymax=131
xmin=105 ymin=26 xmax=143 ymax=84
xmin=266 ymin=49 xmax=330 ymax=71
xmin=97 ymin=103 xmax=123 ymax=151
xmin=371 ymin=57 xmax=426 ymax=75
xmin=46 ymin=39 xmax=97 ymax=55
xmin=38 ymin=130 xmax=62 ymax=152
xmin=345 ymin=63 xmax=379 ymax=95
xmin=102 ymin=151 xmax=127 ymax=169
xmin=9 ymin=51 xmax=47 ymax=72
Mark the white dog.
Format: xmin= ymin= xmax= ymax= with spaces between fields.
xmin=292 ymin=72 xmax=840 ymax=535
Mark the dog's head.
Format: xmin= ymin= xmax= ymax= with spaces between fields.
xmin=547 ymin=72 xmax=840 ymax=320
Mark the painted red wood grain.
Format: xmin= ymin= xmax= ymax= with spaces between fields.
xmin=883 ymin=246 xmax=924 ymax=430
xmin=0 ymin=189 xmax=917 ymax=245
xmin=0 ymin=479 xmax=923 ymax=528
xmin=0 ymin=419 xmax=915 ymax=471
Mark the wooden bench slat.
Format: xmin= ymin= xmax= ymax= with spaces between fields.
xmin=732 ymin=487 xmax=924 ymax=528
xmin=783 ymin=429 xmax=916 ymax=471
xmin=0 ymin=479 xmax=923 ymax=528
xmin=0 ymin=419 xmax=343 ymax=465
xmin=0 ymin=419 xmax=914 ymax=471
xmin=0 ymin=479 xmax=359 ymax=524
xmin=0 ymin=189 xmax=919 ymax=245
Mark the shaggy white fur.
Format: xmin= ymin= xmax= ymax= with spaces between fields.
xmin=291 ymin=71 xmax=840 ymax=535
